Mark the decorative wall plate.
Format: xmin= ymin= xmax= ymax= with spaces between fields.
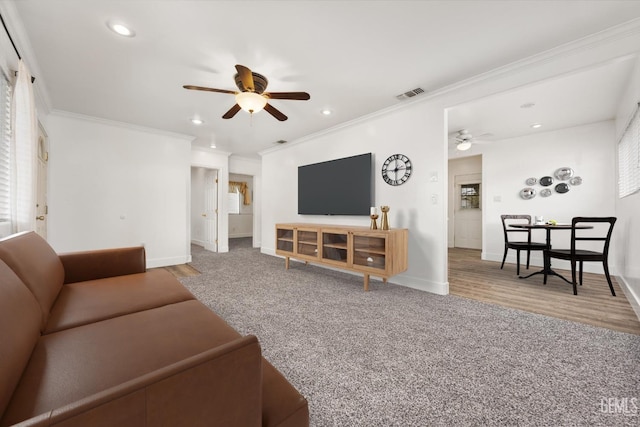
xmin=540 ymin=176 xmax=554 ymax=186
xmin=525 ymin=177 xmax=537 ymax=185
xmin=540 ymin=188 xmax=552 ymax=197
xmin=569 ymin=176 xmax=582 ymax=186
xmin=555 ymin=183 xmax=569 ymax=193
xmin=520 ymin=187 xmax=536 ymax=200
xmin=554 ymin=167 xmax=574 ymax=181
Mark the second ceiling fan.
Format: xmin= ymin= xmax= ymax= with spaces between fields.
xmin=183 ymin=64 xmax=310 ymax=121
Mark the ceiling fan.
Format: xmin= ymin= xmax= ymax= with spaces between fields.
xmin=183 ymin=64 xmax=310 ymax=121
xmin=451 ymin=130 xmax=493 ymax=151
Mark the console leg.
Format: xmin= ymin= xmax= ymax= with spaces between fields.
xmin=364 ymin=274 xmax=370 ymax=291
xmin=383 ymin=278 xmax=387 ymax=284
xmin=285 ymin=257 xmax=289 ymax=270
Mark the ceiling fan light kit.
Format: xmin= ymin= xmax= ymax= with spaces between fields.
xmin=456 ymin=141 xmax=472 ymax=151
xmin=455 ymin=129 xmax=473 ymax=151
xmin=183 ymin=64 xmax=310 ymax=121
xmin=236 ymin=91 xmax=267 ymax=113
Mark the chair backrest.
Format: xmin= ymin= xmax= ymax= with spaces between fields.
xmin=570 ymin=217 xmax=616 ymax=255
xmin=500 ymin=215 xmax=532 ymax=244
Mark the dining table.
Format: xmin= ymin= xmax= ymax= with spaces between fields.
xmin=510 ymin=222 xmax=593 ymax=283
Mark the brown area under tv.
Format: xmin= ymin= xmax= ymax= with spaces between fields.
xmin=275 ymin=223 xmax=408 ymax=291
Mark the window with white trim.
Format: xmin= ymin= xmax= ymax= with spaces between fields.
xmin=618 ymin=103 xmax=640 ymax=198
xmin=0 ymin=74 xmax=11 ymax=222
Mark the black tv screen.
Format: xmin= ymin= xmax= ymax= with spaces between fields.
xmin=298 ymin=153 xmax=374 ymax=215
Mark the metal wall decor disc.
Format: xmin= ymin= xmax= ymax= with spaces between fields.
xmin=554 ymin=167 xmax=574 ymax=181
xmin=525 ymin=177 xmax=537 ymax=185
xmin=520 ymin=187 xmax=536 ymax=200
xmin=541 ymin=189 xmax=552 ymax=197
xmin=569 ymin=176 xmax=582 ymax=186
xmin=540 ymin=176 xmax=554 ymax=186
xmin=555 ymin=183 xmax=569 ymax=193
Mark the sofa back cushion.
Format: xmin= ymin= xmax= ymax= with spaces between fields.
xmin=0 ymin=232 xmax=65 ymax=329
xmin=0 ymin=260 xmax=42 ymax=417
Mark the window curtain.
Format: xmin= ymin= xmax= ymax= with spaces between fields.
xmin=229 ymin=181 xmax=251 ymax=205
xmin=10 ymin=60 xmax=37 ymax=233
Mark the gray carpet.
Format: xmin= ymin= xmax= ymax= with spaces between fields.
xmin=180 ymin=241 xmax=640 ymax=426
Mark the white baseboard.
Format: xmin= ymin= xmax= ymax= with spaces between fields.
xmin=617 ymin=274 xmax=640 ymax=322
xmin=483 ymin=251 xmax=617 ymax=275
xmin=229 ymin=233 xmax=253 ymax=238
xmin=147 ymin=255 xmax=191 ymax=269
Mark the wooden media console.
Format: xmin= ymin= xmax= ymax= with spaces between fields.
xmin=275 ymin=223 xmax=408 ymax=291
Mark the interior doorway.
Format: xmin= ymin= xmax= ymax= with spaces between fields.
xmin=228 ymin=173 xmax=254 ymax=251
xmin=191 ymin=167 xmax=218 ymax=252
xmin=448 ymin=155 xmax=482 ymax=250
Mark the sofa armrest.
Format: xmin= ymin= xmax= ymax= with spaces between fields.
xmin=59 ymin=246 xmax=146 ymax=284
xmin=14 ymin=335 xmax=263 ymax=427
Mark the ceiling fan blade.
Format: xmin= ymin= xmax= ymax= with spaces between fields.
xmin=235 ymin=64 xmax=255 ymax=92
xmin=265 ymin=92 xmax=310 ymax=101
xmin=222 ymin=104 xmax=242 ymax=119
xmin=183 ymin=85 xmax=237 ymax=95
xmin=264 ymin=103 xmax=288 ymax=121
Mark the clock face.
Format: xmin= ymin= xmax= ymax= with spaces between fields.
xmin=382 ymin=154 xmax=412 ymax=186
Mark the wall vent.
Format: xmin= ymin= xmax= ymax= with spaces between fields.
xmin=396 ymin=87 xmax=425 ymax=100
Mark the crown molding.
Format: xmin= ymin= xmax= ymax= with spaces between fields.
xmin=50 ymin=109 xmax=196 ymax=142
xmin=261 ymin=17 xmax=640 ymax=156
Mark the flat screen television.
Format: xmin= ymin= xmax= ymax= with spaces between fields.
xmin=298 ymin=153 xmax=374 ymax=215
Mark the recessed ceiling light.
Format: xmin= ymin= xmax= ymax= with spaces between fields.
xmin=210 ymin=143 xmax=216 ymax=149
xmin=321 ymin=109 xmax=332 ymax=116
xmin=107 ymin=21 xmax=135 ymax=37
xmin=191 ymin=118 xmax=204 ymax=125
xmin=531 ymin=123 xmax=542 ymax=129
xmin=520 ymin=102 xmax=536 ymax=109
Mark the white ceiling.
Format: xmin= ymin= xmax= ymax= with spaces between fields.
xmin=9 ymin=1 xmax=640 ymax=158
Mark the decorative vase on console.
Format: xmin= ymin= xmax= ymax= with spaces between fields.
xmin=380 ymin=206 xmax=390 ymax=230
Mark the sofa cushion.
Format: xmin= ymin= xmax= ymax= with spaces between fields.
xmin=45 ymin=269 xmax=196 ymax=334
xmin=0 ymin=232 xmax=64 ymax=329
xmin=0 ymin=260 xmax=42 ymax=417
xmin=1 ymin=300 xmax=244 ymax=425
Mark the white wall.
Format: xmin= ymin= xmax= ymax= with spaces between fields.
xmin=261 ymin=103 xmax=449 ymax=294
xmin=473 ymin=121 xmax=618 ymax=273
xmin=615 ymin=54 xmax=640 ymax=315
xmin=47 ymin=113 xmax=193 ymax=268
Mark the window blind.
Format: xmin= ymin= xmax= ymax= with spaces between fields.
xmin=618 ymin=103 xmax=640 ymax=198
xmin=0 ymin=75 xmax=11 ymax=221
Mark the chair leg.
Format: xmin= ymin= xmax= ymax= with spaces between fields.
xmin=526 ymin=249 xmax=531 ymax=270
xmin=579 ymin=261 xmax=583 ymax=286
xmin=571 ymin=259 xmax=578 ymax=295
xmin=501 ymin=246 xmax=508 ymax=270
xmin=603 ymin=260 xmax=616 ymax=297
xmin=516 ymin=250 xmax=521 ymax=276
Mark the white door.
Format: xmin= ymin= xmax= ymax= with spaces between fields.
xmin=203 ymin=170 xmax=218 ymax=252
xmin=35 ymin=125 xmax=48 ymax=238
xmin=453 ymin=173 xmax=482 ymax=249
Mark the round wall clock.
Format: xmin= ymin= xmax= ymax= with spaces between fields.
xmin=382 ymin=154 xmax=412 ymax=186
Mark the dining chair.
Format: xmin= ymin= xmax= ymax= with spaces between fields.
xmin=543 ymin=217 xmax=617 ymax=296
xmin=500 ymin=215 xmax=549 ymax=275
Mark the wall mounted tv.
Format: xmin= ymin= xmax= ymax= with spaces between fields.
xmin=298 ymin=153 xmax=374 ymax=215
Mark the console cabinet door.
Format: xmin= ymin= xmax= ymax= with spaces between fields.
xmin=320 ymin=228 xmax=350 ymax=267
xmin=296 ymin=227 xmax=320 ymax=261
xmin=351 ymin=232 xmax=388 ymax=275
xmin=275 ymin=226 xmax=295 ymax=255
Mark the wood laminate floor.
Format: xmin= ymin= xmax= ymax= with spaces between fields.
xmin=449 ymin=248 xmax=640 ymax=335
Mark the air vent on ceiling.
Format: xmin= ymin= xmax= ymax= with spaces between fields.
xmin=396 ymin=87 xmax=425 ymax=100
xmin=276 ymin=139 xmax=287 ymax=144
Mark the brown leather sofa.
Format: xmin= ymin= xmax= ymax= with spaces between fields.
xmin=0 ymin=231 xmax=309 ymax=427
